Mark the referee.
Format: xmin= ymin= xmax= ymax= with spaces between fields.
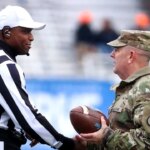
xmin=0 ymin=5 xmax=85 ymax=150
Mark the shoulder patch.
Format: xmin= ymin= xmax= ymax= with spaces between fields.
xmin=142 ymin=104 xmax=150 ymax=133
xmin=147 ymin=117 xmax=150 ymax=126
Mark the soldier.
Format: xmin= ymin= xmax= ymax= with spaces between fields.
xmin=76 ymin=30 xmax=150 ymax=150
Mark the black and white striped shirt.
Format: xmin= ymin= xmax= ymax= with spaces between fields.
xmin=0 ymin=40 xmax=74 ymax=150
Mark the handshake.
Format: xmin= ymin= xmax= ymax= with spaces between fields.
xmin=26 ymin=133 xmax=87 ymax=150
xmin=25 ymin=105 xmax=109 ymax=150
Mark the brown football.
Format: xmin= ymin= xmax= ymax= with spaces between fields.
xmin=70 ymin=105 xmax=109 ymax=134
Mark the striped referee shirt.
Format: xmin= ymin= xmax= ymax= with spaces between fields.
xmin=0 ymin=40 xmax=74 ymax=150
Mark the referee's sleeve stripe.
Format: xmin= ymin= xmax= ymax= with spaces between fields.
xmin=0 ymin=56 xmax=10 ymax=64
xmin=0 ymin=75 xmax=39 ymax=135
xmin=0 ymin=65 xmax=47 ymax=144
xmin=7 ymin=64 xmax=67 ymax=144
xmin=0 ymin=63 xmax=63 ymax=147
xmin=7 ymin=64 xmax=62 ymax=142
xmin=0 ymin=105 xmax=5 ymax=118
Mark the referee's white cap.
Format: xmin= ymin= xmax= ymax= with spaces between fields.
xmin=0 ymin=5 xmax=46 ymax=30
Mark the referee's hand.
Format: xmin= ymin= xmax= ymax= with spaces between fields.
xmin=30 ymin=139 xmax=39 ymax=147
xmin=25 ymin=133 xmax=39 ymax=147
xmin=73 ymin=136 xmax=87 ymax=150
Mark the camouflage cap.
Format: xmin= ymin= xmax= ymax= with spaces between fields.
xmin=107 ymin=30 xmax=150 ymax=51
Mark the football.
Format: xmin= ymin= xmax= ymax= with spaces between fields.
xmin=70 ymin=105 xmax=109 ymax=134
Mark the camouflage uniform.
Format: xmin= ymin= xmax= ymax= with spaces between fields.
xmin=106 ymin=66 xmax=150 ymax=150
xmin=88 ymin=30 xmax=150 ymax=150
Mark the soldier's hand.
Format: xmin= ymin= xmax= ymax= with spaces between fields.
xmin=79 ymin=116 xmax=108 ymax=144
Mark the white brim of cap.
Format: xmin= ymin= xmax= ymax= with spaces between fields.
xmin=19 ymin=21 xmax=46 ymax=30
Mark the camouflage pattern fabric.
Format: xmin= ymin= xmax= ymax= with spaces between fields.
xmin=107 ymin=30 xmax=150 ymax=52
xmin=87 ymin=66 xmax=150 ymax=150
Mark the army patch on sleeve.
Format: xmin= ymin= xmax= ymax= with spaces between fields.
xmin=141 ymin=104 xmax=150 ymax=133
xmin=147 ymin=117 xmax=150 ymax=126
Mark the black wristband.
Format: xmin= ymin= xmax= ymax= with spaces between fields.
xmin=59 ymin=136 xmax=75 ymax=150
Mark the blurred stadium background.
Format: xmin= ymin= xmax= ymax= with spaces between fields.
xmin=0 ymin=0 xmax=150 ymax=149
